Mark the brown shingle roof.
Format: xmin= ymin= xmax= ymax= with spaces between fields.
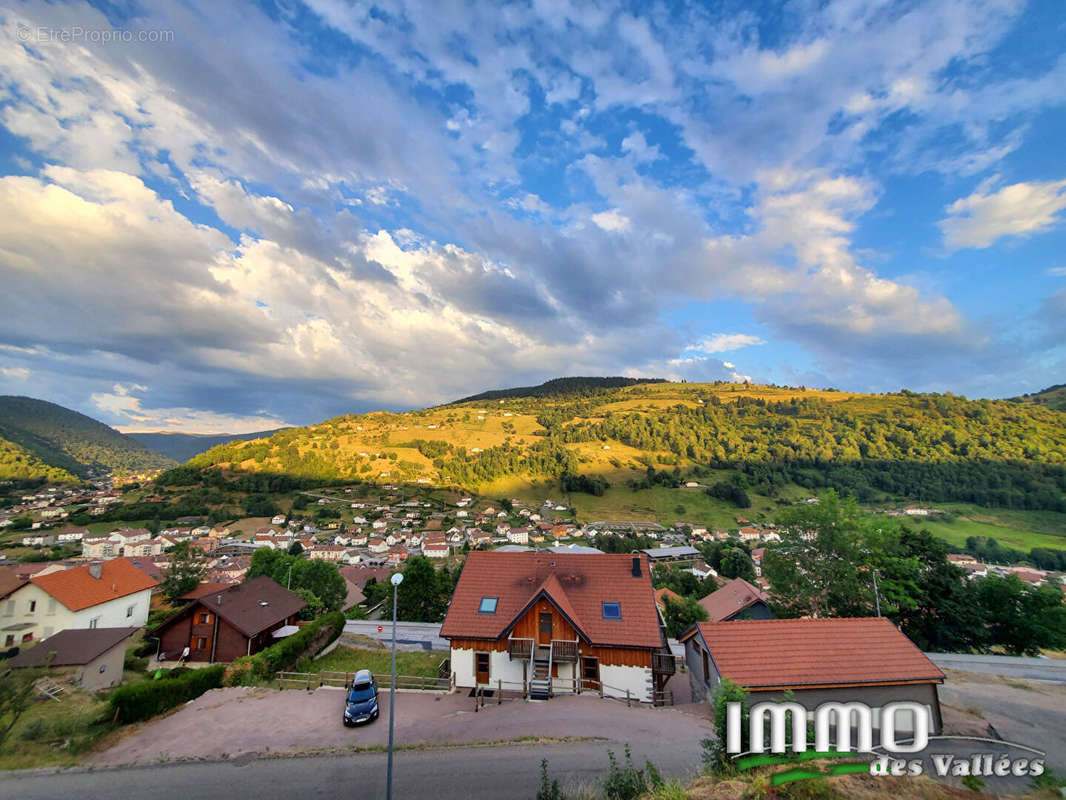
xmin=698 ymin=577 xmax=769 ymax=622
xmin=31 ymin=558 xmax=158 ymax=612
xmin=0 ymin=566 xmax=27 ymax=601
xmin=441 ymin=551 xmax=663 ymax=648
xmin=181 ymin=582 xmax=233 ymax=600
xmin=690 ymin=617 xmax=944 ymax=689
xmin=180 ymin=576 xmax=306 ymax=637
xmin=6 ymin=627 xmax=138 ymax=668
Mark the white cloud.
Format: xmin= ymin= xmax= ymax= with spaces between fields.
xmin=92 ymin=384 xmax=291 ymax=434
xmin=590 ymin=209 xmax=631 ymax=232
xmin=940 ymin=179 xmax=1066 ymax=251
xmin=1049 ymin=266 xmax=1066 ymax=277
xmin=0 ymin=367 xmax=29 ymax=380
xmin=693 ymin=334 xmax=765 ymax=354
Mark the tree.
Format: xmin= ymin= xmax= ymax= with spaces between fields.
xmin=287 ymin=541 xmax=304 ymax=556
xmin=719 ymin=548 xmax=756 ymax=582
xmin=245 ymin=549 xmax=346 ymax=613
xmin=662 ymin=595 xmax=708 ymax=639
xmin=160 ymin=542 xmax=206 ymax=603
xmin=381 ymin=557 xmax=452 ymax=623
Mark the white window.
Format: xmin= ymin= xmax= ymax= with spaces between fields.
xmin=89 ymin=617 xmax=100 ymax=629
xmin=47 ymin=598 xmax=56 ymax=615
xmin=126 ymin=605 xmax=135 ymax=618
xmin=28 ymin=600 xmax=36 ymax=613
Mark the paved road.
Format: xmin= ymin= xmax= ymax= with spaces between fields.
xmin=344 ymin=620 xmax=448 ymax=651
xmin=1 ymin=741 xmax=705 ymax=800
xmin=927 ymin=653 xmax=1066 ymax=683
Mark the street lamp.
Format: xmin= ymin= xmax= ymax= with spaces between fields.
xmin=386 ymin=571 xmax=403 ymax=800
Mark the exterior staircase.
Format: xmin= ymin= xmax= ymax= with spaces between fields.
xmin=530 ymin=644 xmax=552 ymax=700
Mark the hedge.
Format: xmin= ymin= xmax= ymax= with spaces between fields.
xmin=224 ymin=611 xmax=345 ymax=686
xmin=109 ymin=664 xmax=226 ymax=724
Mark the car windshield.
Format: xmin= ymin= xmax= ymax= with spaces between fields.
xmin=348 ymin=683 xmax=375 ymax=703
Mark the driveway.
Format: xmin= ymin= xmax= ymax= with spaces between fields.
xmin=91 ymin=687 xmax=713 ymax=767
xmin=343 ymin=620 xmax=448 ymax=651
xmin=928 ymin=653 xmax=1066 ymax=683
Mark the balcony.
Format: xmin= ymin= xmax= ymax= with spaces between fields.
xmin=508 ymin=637 xmax=533 ymax=660
xmin=652 ymin=651 xmax=676 ymax=675
xmin=552 ymin=639 xmax=578 ymax=662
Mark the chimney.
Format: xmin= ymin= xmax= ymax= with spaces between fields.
xmin=631 ymin=556 xmax=642 ymax=578
xmin=88 ymin=563 xmax=102 ymax=579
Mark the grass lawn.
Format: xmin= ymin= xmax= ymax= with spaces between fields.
xmin=0 ymin=689 xmax=113 ymax=770
xmin=914 ymin=518 xmax=1063 ymax=552
xmin=299 ymin=646 xmax=447 ymax=679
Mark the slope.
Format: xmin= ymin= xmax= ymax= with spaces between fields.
xmin=0 ymin=396 xmax=175 ymax=479
xmin=1012 ymin=383 xmax=1066 ymax=412
xmin=127 ymin=429 xmax=288 ymax=462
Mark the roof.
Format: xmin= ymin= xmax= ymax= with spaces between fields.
xmin=441 ymin=551 xmax=663 ymax=649
xmin=686 ymin=617 xmax=944 ymax=689
xmin=6 ymin=627 xmax=138 ymax=668
xmin=181 ymin=582 xmax=233 ymax=600
xmin=642 ymin=546 xmax=700 ymax=559
xmin=158 ymin=576 xmax=306 ymax=638
xmin=31 ymin=558 xmax=158 ymax=612
xmin=653 ymin=587 xmax=683 ymax=609
xmin=0 ymin=566 xmax=27 ymax=601
xmin=698 ymin=577 xmax=770 ymax=622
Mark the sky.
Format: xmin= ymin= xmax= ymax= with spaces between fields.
xmin=0 ymin=0 xmax=1064 ymax=433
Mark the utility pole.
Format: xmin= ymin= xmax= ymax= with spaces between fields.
xmin=386 ymin=571 xmax=404 ymax=800
xmin=872 ymin=569 xmax=882 ymax=617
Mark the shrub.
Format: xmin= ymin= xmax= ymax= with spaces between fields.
xmin=109 ymin=664 xmax=225 ymax=724
xmin=602 ymin=745 xmax=648 ymax=800
xmin=224 ymin=611 xmax=345 ymax=685
xmin=536 ymin=758 xmax=564 ymax=800
xmin=19 ymin=718 xmax=47 ymax=741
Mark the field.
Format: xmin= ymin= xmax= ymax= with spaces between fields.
xmin=298 ymin=646 xmax=447 ymax=678
xmin=0 ymin=687 xmax=112 ymax=770
xmin=914 ymin=506 xmax=1066 ymax=551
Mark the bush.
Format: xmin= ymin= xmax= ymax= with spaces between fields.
xmin=536 ymin=758 xmax=564 ymax=800
xmin=19 ymin=719 xmax=47 ymax=741
xmin=123 ymin=651 xmax=149 ymax=673
xmin=224 ymin=611 xmax=345 ymax=685
xmin=109 ymin=664 xmax=226 ymax=723
xmin=602 ymin=745 xmax=651 ymax=800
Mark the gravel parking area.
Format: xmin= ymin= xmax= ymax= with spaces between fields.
xmin=91 ymin=687 xmax=714 ymax=767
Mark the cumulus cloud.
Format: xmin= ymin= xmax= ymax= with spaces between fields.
xmin=92 ymin=384 xmax=291 ymax=434
xmin=940 ymin=179 xmax=1066 ymax=251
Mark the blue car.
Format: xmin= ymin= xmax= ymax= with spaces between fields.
xmin=343 ymin=669 xmax=379 ymax=726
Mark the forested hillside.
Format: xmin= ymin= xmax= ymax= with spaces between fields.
xmin=0 ymin=396 xmax=175 ymax=479
xmin=185 ymin=382 xmax=1066 ymax=513
xmin=1013 ymin=383 xmax=1066 ymax=412
xmin=454 ymin=376 xmax=664 ymax=403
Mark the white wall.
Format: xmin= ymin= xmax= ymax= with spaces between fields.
xmin=451 ymin=646 xmax=528 ymax=690
xmin=599 ymin=664 xmax=653 ymax=703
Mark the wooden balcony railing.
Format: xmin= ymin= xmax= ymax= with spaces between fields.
xmin=652 ymin=651 xmax=676 ymax=675
xmin=552 ymin=639 xmax=579 ymax=662
xmin=508 ymin=637 xmax=533 ymax=660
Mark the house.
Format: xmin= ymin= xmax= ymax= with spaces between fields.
xmin=653 ymin=587 xmax=683 ymax=613
xmin=641 ymin=546 xmax=701 ymax=563
xmin=368 ymin=537 xmax=388 ymax=554
xmin=387 ymin=545 xmax=409 ymax=565
xmin=124 ymin=538 xmax=165 ymax=558
xmin=424 ymin=540 xmax=450 ymax=559
xmin=698 ymin=577 xmax=773 ymax=623
xmin=153 ymin=577 xmax=306 ymax=663
xmin=506 ymin=527 xmax=529 ymax=545
xmin=271 ymin=514 xmax=287 ymax=526
xmin=4 ymin=626 xmax=139 ymax=691
xmin=440 ymin=552 xmax=674 ymax=703
xmin=1 ymin=559 xmax=156 ymax=647
xmin=21 ymin=533 xmax=56 ymax=547
xmin=680 ymin=617 xmax=944 ymax=734
xmin=307 ymin=545 xmax=346 ymax=562
xmin=55 ymin=527 xmax=87 ymax=543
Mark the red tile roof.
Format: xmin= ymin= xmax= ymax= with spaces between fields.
xmin=653 ymin=587 xmax=682 ymax=610
xmin=689 ymin=617 xmax=944 ymax=689
xmin=441 ymin=551 xmax=663 ymax=648
xmin=698 ymin=577 xmax=770 ymax=622
xmin=31 ymin=558 xmax=158 ymax=612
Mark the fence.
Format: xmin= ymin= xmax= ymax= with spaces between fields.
xmin=277 ymin=670 xmax=452 ymax=692
xmin=465 ymin=676 xmax=673 ymax=708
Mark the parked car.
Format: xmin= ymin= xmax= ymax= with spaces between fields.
xmin=343 ymin=669 xmax=379 ymax=726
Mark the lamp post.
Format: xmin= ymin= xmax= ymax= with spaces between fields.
xmin=386 ymin=571 xmax=403 ymax=800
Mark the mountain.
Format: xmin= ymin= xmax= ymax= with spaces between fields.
xmin=1012 ymin=384 xmax=1066 ymax=412
xmin=183 ymin=381 xmax=1066 ymax=512
xmin=127 ymin=429 xmax=288 ymax=462
xmin=453 ymin=376 xmax=665 ymax=404
xmin=0 ymin=396 xmax=176 ymax=481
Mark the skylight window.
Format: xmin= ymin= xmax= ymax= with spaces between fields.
xmin=479 ymin=597 xmax=498 ymax=614
xmin=602 ymin=602 xmax=621 ymax=620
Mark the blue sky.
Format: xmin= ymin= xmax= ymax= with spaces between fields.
xmin=0 ymin=0 xmax=1064 ymax=432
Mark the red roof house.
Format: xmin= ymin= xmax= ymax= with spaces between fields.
xmin=440 ymin=551 xmax=673 ymax=702
xmin=698 ymin=577 xmax=772 ymax=623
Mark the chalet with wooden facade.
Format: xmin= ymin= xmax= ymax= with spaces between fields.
xmin=440 ymin=551 xmax=673 ymax=703
xmin=152 ymin=577 xmax=305 ymax=663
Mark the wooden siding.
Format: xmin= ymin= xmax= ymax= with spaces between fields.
xmin=509 ymin=601 xmax=579 ymax=642
xmin=449 ymin=637 xmax=652 ymax=668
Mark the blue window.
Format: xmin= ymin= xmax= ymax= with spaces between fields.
xmin=602 ymin=602 xmax=621 ymax=620
xmin=479 ymin=597 xmax=498 ymax=614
